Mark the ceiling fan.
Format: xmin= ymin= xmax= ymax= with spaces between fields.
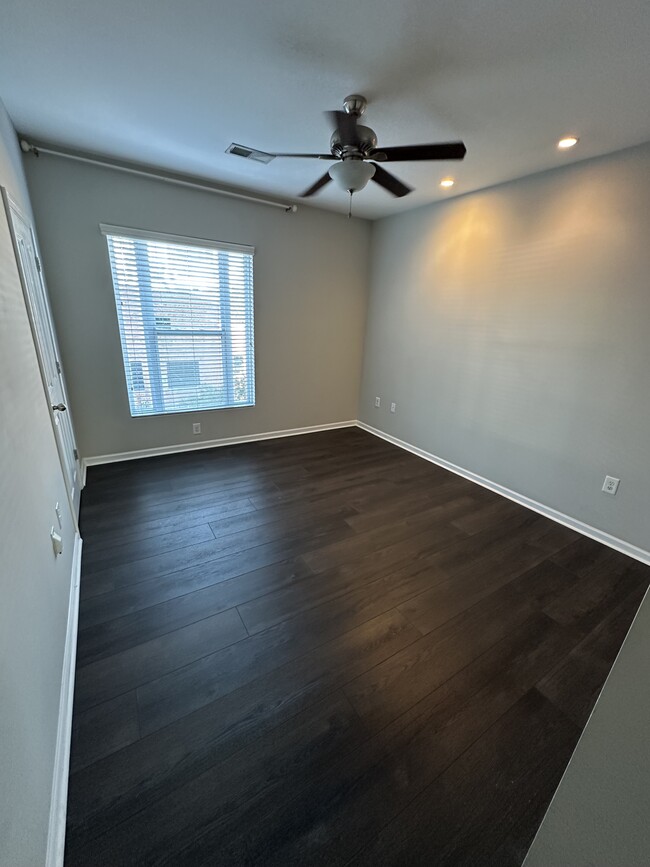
xmin=266 ymin=94 xmax=466 ymax=201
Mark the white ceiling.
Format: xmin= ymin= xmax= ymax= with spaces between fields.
xmin=1 ymin=0 xmax=649 ymax=219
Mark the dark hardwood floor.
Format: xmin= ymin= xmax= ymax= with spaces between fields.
xmin=66 ymin=427 xmax=649 ymax=866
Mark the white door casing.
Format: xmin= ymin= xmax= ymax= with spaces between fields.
xmin=2 ymin=188 xmax=82 ymax=518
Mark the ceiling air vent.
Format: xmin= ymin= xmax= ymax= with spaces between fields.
xmin=226 ymin=143 xmax=275 ymax=164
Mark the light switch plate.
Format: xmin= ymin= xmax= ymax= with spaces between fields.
xmin=50 ymin=527 xmax=63 ymax=556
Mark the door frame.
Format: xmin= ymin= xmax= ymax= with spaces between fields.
xmin=2 ymin=187 xmax=82 ymax=525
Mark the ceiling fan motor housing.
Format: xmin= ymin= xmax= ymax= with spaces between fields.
xmin=330 ymin=124 xmax=378 ymax=159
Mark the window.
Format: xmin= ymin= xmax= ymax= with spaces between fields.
xmin=102 ymin=225 xmax=255 ymax=417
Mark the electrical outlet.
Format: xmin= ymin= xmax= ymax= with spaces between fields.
xmin=602 ymin=475 xmax=620 ymax=495
xmin=390 ymin=402 xmax=397 ymax=413
xmin=192 ymin=422 xmax=201 ymax=435
xmin=375 ymin=396 xmax=381 ymax=408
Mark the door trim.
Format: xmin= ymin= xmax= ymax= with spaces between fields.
xmin=1 ymin=187 xmax=82 ymax=521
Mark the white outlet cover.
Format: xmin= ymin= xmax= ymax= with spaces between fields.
xmin=193 ymin=423 xmax=201 ymax=434
xmin=602 ymin=475 xmax=620 ymax=495
xmin=375 ymin=397 xmax=381 ymax=407
xmin=390 ymin=402 xmax=396 ymax=413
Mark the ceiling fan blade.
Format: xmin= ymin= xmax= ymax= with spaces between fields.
xmin=273 ymin=153 xmax=334 ymax=160
xmin=370 ymin=163 xmax=413 ymax=198
xmin=327 ymin=110 xmax=359 ymax=146
xmin=300 ymin=172 xmax=332 ymax=197
xmin=375 ymin=142 xmax=467 ymax=162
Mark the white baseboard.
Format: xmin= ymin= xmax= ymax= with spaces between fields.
xmin=82 ymin=420 xmax=357 ymax=470
xmin=357 ymin=421 xmax=650 ymax=567
xmin=46 ymin=531 xmax=83 ymax=867
xmin=79 ymin=415 xmax=648 ymax=566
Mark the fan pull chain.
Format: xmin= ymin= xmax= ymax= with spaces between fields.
xmin=348 ymin=190 xmax=353 ymax=219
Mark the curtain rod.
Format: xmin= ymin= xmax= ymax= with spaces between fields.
xmin=19 ymin=139 xmax=298 ymax=213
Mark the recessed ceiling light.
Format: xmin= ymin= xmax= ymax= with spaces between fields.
xmin=440 ymin=177 xmax=455 ymax=188
xmin=557 ymin=136 xmax=579 ymax=149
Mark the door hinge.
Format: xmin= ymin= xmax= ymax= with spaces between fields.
xmin=56 ymin=360 xmax=62 ymax=374
xmin=35 ymin=255 xmax=42 ymax=273
xmin=73 ymin=448 xmax=79 ymax=461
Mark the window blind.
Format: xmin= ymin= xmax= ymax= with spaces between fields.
xmin=101 ymin=226 xmax=255 ymax=417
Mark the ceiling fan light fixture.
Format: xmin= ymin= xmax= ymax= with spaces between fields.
xmin=329 ymin=159 xmax=376 ymax=193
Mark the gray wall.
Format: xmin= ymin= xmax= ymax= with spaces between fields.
xmin=359 ymin=143 xmax=650 ymax=552
xmin=24 ymin=155 xmax=370 ymax=458
xmin=0 ymin=99 xmax=76 ymax=866
xmin=524 ymin=586 xmax=650 ymax=866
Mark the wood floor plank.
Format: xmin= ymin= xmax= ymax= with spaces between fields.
xmin=238 ymin=557 xmax=443 ymax=636
xmin=426 ymin=508 xmax=543 ymax=576
xmin=65 ymin=692 xmax=366 ymax=867
xmin=237 ymin=510 xmax=489 ymax=639
xmin=282 ymin=446 xmax=412 ymax=480
xmin=81 ymin=522 xmax=215 ymax=573
xmin=521 ymin=518 xmax=581 ymax=555
xmin=66 ymin=428 xmax=649 ymax=867
xmin=81 ymin=481 xmax=278 ymax=534
xmin=451 ymin=496 xmax=527 ymax=536
xmin=345 ymin=491 xmax=477 ymax=534
xmin=248 ymin=476 xmax=389 ymax=512
xmin=396 ymin=544 xmax=560 ymax=636
xmin=167 ymin=612 xmax=576 ymax=866
xmin=76 ymin=558 xmax=312 ymax=666
xmin=246 ymin=458 xmax=426 ymax=510
xmin=543 ymin=553 xmax=648 ymax=634
xmin=74 ymin=607 xmax=247 ymax=713
xmin=80 ymin=496 xmax=256 ymax=548
xmin=301 ymin=508 xmax=469 ymax=575
xmin=82 ymin=513 xmax=354 ymax=592
xmin=66 ymin=610 xmax=419 ymax=845
xmin=79 ymin=547 xmax=311 ymax=629
xmin=80 ymin=498 xmax=257 ymax=554
xmin=69 ymin=692 xmax=139 ymax=775
xmin=549 ymin=535 xmax=626 ymax=575
xmin=348 ymin=689 xmax=580 ymax=867
xmin=84 ymin=455 xmax=309 ymax=504
xmin=136 ymin=608 xmax=419 ymax=737
xmin=83 ymin=462 xmax=307 ymax=510
xmin=537 ymin=582 xmax=647 ymax=727
xmin=344 ymin=559 xmax=577 ymax=732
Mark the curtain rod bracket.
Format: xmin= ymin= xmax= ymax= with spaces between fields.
xmin=20 ymin=139 xmax=39 ymax=157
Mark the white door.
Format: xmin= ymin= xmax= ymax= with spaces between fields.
xmin=2 ymin=189 xmax=82 ymax=517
